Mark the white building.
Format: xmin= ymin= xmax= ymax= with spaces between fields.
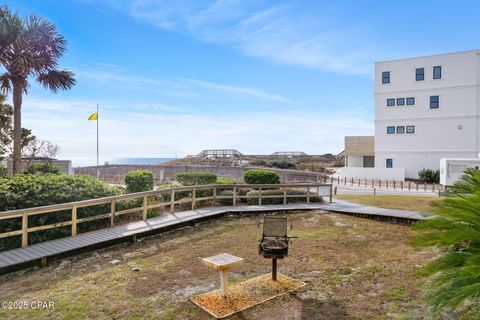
xmin=375 ymin=49 xmax=480 ymax=179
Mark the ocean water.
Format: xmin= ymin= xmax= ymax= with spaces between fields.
xmin=110 ymin=158 xmax=175 ymax=165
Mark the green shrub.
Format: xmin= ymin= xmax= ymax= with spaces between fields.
xmin=24 ymin=162 xmax=61 ymax=175
xmin=0 ymin=174 xmax=122 ymax=250
xmin=418 ymin=168 xmax=440 ymax=184
xmin=216 ymin=177 xmax=237 ymax=184
xmin=125 ymin=170 xmax=154 ymax=193
xmin=244 ymin=170 xmax=280 ymax=184
xmin=0 ymin=165 xmax=7 ymax=178
xmin=246 ymin=189 xmax=323 ymax=205
xmin=176 ymin=172 xmax=217 ymax=185
xmin=270 ymin=161 xmax=296 ymax=170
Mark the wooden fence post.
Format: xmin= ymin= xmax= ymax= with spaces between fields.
xmin=71 ymin=205 xmax=77 ymax=236
xmin=259 ymin=187 xmax=262 ymax=206
xmin=143 ymin=196 xmax=148 ymax=220
xmin=192 ymin=188 xmax=196 ymax=210
xmin=283 ymin=186 xmax=287 ymax=205
xmin=306 ymin=186 xmax=310 ymax=203
xmin=213 ymin=186 xmax=217 ymax=206
xmin=329 ymin=185 xmax=333 ymax=203
xmin=233 ymin=186 xmax=237 ymax=206
xmin=170 ymin=189 xmax=175 ymax=213
xmin=22 ymin=212 xmax=28 ymax=248
xmin=111 ymin=199 xmax=115 ymax=226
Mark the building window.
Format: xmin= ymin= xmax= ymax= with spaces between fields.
xmin=433 ymin=66 xmax=442 ymax=79
xmin=386 ymin=159 xmax=393 ymax=168
xmin=406 ymin=97 xmax=415 ymax=105
xmin=396 ymin=126 xmax=405 ymax=134
xmin=396 ymin=98 xmax=405 ymax=106
xmin=387 ymin=126 xmax=395 ymax=134
xmin=406 ymin=125 xmax=415 ymax=133
xmin=416 ymin=68 xmax=424 ymax=81
xmin=430 ymin=95 xmax=439 ymax=109
xmin=382 ymin=71 xmax=390 ymax=84
xmin=387 ymin=99 xmax=395 ymax=107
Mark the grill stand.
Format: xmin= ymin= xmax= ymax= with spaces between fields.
xmin=272 ymin=259 xmax=277 ymax=281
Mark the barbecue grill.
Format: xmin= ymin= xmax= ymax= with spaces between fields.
xmin=258 ymin=216 xmax=296 ymax=281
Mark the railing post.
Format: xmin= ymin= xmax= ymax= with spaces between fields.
xmin=259 ymin=187 xmax=262 ymax=206
xmin=329 ymin=185 xmax=333 ymax=203
xmin=170 ymin=189 xmax=175 ymax=213
xmin=192 ymin=187 xmax=196 ymax=210
xmin=71 ymin=205 xmax=77 ymax=236
xmin=111 ymin=199 xmax=115 ymax=226
xmin=22 ymin=212 xmax=28 ymax=248
xmin=233 ymin=186 xmax=237 ymax=206
xmin=143 ymin=195 xmax=148 ymax=220
xmin=306 ymin=186 xmax=310 ymax=203
xmin=283 ymin=185 xmax=287 ymax=205
xmin=424 ymin=183 xmax=427 ymax=192
xmin=432 ymin=184 xmax=435 ymax=192
xmin=213 ymin=186 xmax=217 ymax=206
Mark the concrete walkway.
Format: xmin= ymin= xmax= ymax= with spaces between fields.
xmin=0 ymin=200 xmax=424 ymax=274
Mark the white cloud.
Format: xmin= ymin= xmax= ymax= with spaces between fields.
xmin=127 ymin=0 xmax=377 ymax=74
xmin=21 ymin=97 xmax=373 ymax=166
xmin=74 ymin=67 xmax=288 ymax=102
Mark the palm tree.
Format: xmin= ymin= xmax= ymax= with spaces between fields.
xmin=0 ymin=6 xmax=75 ymax=173
xmin=413 ymin=168 xmax=480 ymax=316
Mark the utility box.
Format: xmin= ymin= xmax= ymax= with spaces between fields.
xmin=440 ymin=158 xmax=480 ymax=186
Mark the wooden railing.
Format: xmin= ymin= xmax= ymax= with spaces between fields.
xmin=0 ymin=183 xmax=332 ymax=249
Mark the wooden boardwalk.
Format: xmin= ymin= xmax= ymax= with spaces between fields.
xmin=0 ymin=201 xmax=425 ymax=274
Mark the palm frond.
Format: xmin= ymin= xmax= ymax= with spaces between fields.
xmin=0 ymin=73 xmax=11 ymax=94
xmin=36 ymin=70 xmax=75 ymax=93
xmin=413 ymin=168 xmax=480 ymax=315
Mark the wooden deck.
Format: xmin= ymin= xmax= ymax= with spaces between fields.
xmin=0 ymin=201 xmax=425 ymax=274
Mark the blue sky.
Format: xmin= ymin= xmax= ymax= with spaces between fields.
xmin=4 ymin=0 xmax=480 ymax=165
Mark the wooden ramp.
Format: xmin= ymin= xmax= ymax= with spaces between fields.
xmin=0 ymin=202 xmax=425 ymax=274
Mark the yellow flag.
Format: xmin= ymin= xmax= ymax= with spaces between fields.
xmin=88 ymin=112 xmax=98 ymax=121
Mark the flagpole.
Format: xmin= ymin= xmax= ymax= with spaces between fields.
xmin=96 ymin=104 xmax=99 ymax=179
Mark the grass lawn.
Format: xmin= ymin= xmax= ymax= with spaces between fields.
xmin=0 ymin=211 xmax=436 ymax=319
xmin=334 ymin=195 xmax=438 ymax=212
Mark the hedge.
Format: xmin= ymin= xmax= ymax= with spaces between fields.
xmin=0 ymin=174 xmax=122 ymax=250
xmin=0 ymin=165 xmax=6 ymax=178
xmin=24 ymin=163 xmax=61 ymax=175
xmin=125 ymin=170 xmax=154 ymax=193
xmin=244 ymin=170 xmax=280 ymax=184
xmin=176 ymin=172 xmax=217 ymax=185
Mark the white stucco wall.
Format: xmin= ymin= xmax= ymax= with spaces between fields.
xmin=374 ymin=49 xmax=480 ymax=178
xmin=346 ymin=155 xmax=363 ymax=167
